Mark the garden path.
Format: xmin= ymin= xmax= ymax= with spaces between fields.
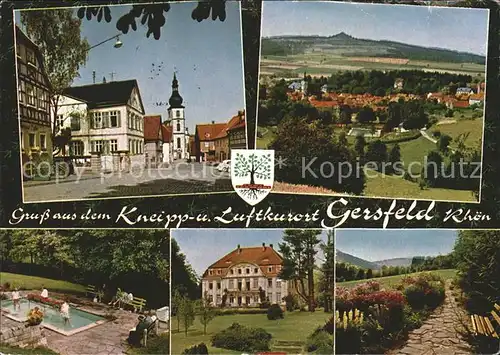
xmin=391 ymin=280 xmax=472 ymax=355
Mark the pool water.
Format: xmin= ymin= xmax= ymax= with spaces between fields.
xmin=1 ymin=299 xmax=105 ymax=332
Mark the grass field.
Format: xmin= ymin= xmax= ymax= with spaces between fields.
xmin=260 ymin=52 xmax=485 ymax=78
xmin=431 ymin=118 xmax=483 ymax=150
xmin=171 ymin=311 xmax=330 ymax=354
xmin=0 ymin=272 xmax=86 ymax=294
xmin=257 ymin=126 xmax=277 ymax=149
xmin=363 ymin=169 xmax=476 ymax=202
xmin=391 ymin=136 xmax=437 ymax=175
xmin=338 ymin=269 xmax=457 ymax=289
xmin=0 ymin=346 xmax=58 ymax=355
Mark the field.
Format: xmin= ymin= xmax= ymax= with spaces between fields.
xmin=171 ymin=310 xmax=330 ymax=354
xmin=431 ymin=117 xmax=484 ymax=150
xmin=256 ymin=126 xmax=277 ymax=149
xmin=0 ymin=272 xmax=86 ymax=294
xmin=391 ymin=136 xmax=437 ymax=175
xmin=260 ymin=53 xmax=486 ymax=79
xmin=363 ymin=169 xmax=476 ymax=202
xmin=338 ymin=269 xmax=457 ymax=289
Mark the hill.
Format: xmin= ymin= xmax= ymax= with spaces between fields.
xmin=373 ymin=257 xmax=414 ymax=267
xmin=262 ymin=32 xmax=485 ymax=64
xmin=336 ymin=250 xmax=380 ymax=270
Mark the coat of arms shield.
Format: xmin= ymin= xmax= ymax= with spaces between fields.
xmin=231 ymin=150 xmax=274 ymax=206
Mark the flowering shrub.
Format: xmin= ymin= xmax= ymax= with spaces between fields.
xmin=27 ymin=307 xmax=44 ymax=326
xmin=399 ymin=273 xmax=445 ymax=310
xmin=27 ymin=293 xmax=63 ymax=309
xmin=351 ymin=280 xmax=381 ymax=296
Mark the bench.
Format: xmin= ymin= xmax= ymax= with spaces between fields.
xmin=142 ymin=318 xmax=158 ymax=347
xmin=471 ymin=303 xmax=500 ymax=354
xmin=85 ymin=285 xmax=97 ymax=298
xmin=126 ymin=297 xmax=147 ymax=313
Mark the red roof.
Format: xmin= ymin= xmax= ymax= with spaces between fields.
xmin=161 ymin=124 xmax=173 ymax=143
xmin=143 ymin=115 xmax=162 ymax=141
xmin=310 ymin=100 xmax=339 ymax=108
xmin=454 ymin=100 xmax=470 ymax=108
xmin=196 ymin=123 xmax=227 ymax=141
xmin=203 ymin=245 xmax=283 ymax=278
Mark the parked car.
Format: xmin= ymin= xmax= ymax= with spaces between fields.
xmin=217 ymin=159 xmax=231 ymax=172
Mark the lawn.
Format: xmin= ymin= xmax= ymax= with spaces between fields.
xmin=338 ymin=269 xmax=457 ymax=289
xmin=430 ymin=117 xmax=484 ymax=150
xmin=256 ymin=126 xmax=277 ymax=149
xmin=0 ymin=272 xmax=86 ymax=294
xmin=0 ymin=345 xmax=58 ymax=355
xmin=171 ymin=310 xmax=330 ymax=354
xmin=363 ymin=169 xmax=476 ymax=202
xmin=389 ymin=136 xmax=437 ymax=176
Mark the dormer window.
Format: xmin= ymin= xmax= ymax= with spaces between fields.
xmin=217 ymin=269 xmax=221 ymax=275
xmin=238 ymin=269 xmax=242 ymax=275
xmin=209 ymin=270 xmax=213 ymax=276
xmin=230 ymin=269 xmax=234 ymax=275
xmin=246 ymin=268 xmax=250 ymax=274
xmin=254 ymin=268 xmax=258 ymax=274
xmin=268 ymin=266 xmax=273 ymax=272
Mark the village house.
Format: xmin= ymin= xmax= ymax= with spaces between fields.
xmin=15 ymin=26 xmax=52 ymax=166
xmin=195 ymin=122 xmax=226 ymax=162
xmin=469 ymin=93 xmax=484 ymax=106
xmin=201 ymin=243 xmax=289 ymax=308
xmin=55 ymin=79 xmax=145 ymax=170
xmin=227 ymin=111 xmax=246 ymax=151
xmin=143 ymin=115 xmax=164 ymax=168
xmin=456 ymin=87 xmax=474 ymax=96
xmin=394 ymin=78 xmax=404 ymax=90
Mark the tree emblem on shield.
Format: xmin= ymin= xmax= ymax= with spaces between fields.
xmin=231 ymin=150 xmax=274 ymax=206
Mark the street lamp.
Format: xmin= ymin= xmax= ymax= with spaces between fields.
xmin=89 ymin=34 xmax=123 ymax=51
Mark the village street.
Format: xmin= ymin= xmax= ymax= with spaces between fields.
xmin=23 ymin=161 xmax=232 ymax=203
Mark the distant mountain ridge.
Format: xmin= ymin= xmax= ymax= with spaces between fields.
xmin=262 ymin=32 xmax=485 ymax=64
xmin=336 ymin=250 xmax=415 ymax=269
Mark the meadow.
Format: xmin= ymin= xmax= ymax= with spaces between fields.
xmin=171 ymin=310 xmax=330 ymax=354
xmin=337 ymin=269 xmax=457 ymax=289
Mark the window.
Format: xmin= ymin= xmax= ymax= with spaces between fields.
xmin=176 ymin=122 xmax=181 ymax=132
xmin=216 ymin=295 xmax=221 ymax=304
xmin=254 ymin=268 xmax=258 ymax=274
xmin=26 ymin=84 xmax=35 ymax=106
xmin=71 ymin=141 xmax=84 ymax=156
xmin=276 ymin=279 xmax=282 ymax=288
xmin=238 ymin=269 xmax=242 ymax=275
xmin=29 ymin=133 xmax=36 ymax=148
xmin=209 ymin=270 xmax=213 ymax=276
xmin=39 ymin=134 xmax=46 ymax=150
xmin=26 ymin=49 xmax=35 ymax=66
xmin=229 ymin=296 xmax=234 ymax=304
xmin=110 ymin=140 xmax=118 ymax=152
xmin=253 ymin=278 xmax=258 ymax=289
xmin=70 ymin=116 xmax=80 ymax=131
xmin=217 ymin=282 xmax=221 ymax=290
xmin=56 ymin=115 xmax=64 ymax=129
xmin=109 ymin=111 xmax=120 ymax=127
xmin=209 ymin=283 xmax=213 ymax=290
xmin=268 ymin=266 xmax=273 ymax=273
xmin=276 ymin=292 xmax=281 ymax=303
xmin=176 ymin=110 xmax=180 ymax=118
xmin=91 ymin=140 xmax=104 ymax=153
xmin=267 ymin=278 xmax=273 ymax=288
xmin=216 ymin=269 xmax=221 ymax=275
xmin=246 ymin=268 xmax=250 ymax=275
xmin=92 ymin=112 xmax=103 ymax=129
xmin=228 ymin=280 xmax=234 ymax=289
xmin=177 ymin=138 xmax=181 ymax=149
xmin=230 ymin=269 xmax=234 ymax=275
xmin=18 ymin=81 xmax=25 ymax=103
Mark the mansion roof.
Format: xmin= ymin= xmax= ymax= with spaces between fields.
xmin=203 ymin=245 xmax=284 ymax=279
xmin=63 ymin=79 xmax=143 ymax=111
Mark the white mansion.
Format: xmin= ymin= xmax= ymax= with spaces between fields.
xmin=54 ymin=79 xmax=145 ymax=169
xmin=201 ymin=243 xmax=289 ymax=307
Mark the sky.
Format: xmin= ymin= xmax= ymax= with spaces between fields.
xmin=335 ymin=229 xmax=458 ymax=262
xmin=172 ymin=229 xmax=329 ymax=277
xmin=262 ymin=2 xmax=489 ymax=56
xmin=15 ymin=2 xmax=245 ymax=133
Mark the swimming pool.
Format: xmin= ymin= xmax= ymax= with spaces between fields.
xmin=1 ymin=299 xmax=106 ymax=336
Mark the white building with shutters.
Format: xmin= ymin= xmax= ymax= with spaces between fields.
xmin=54 ymin=79 xmax=145 ymax=168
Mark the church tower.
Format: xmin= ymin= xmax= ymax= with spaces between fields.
xmin=168 ymin=73 xmax=188 ymax=160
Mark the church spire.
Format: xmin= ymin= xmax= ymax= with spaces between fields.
xmin=169 ymin=72 xmax=184 ymax=108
